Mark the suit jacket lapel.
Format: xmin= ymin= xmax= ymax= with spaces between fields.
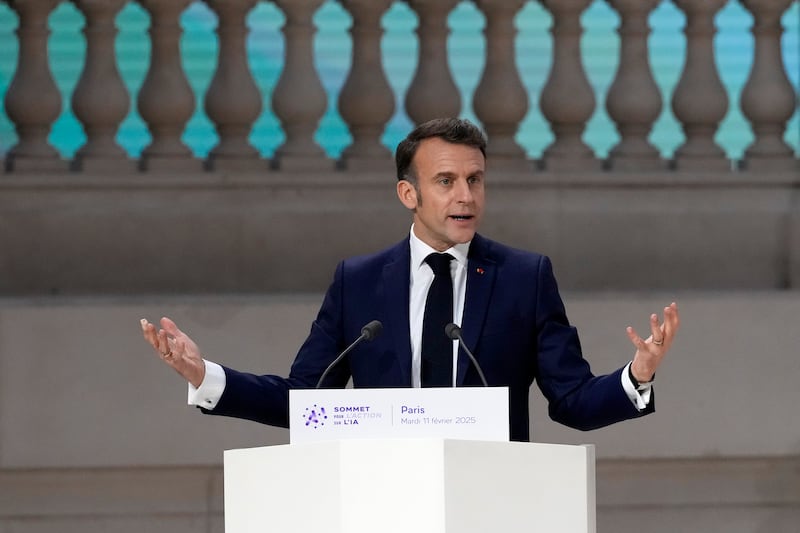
xmin=457 ymin=234 xmax=496 ymax=385
xmin=382 ymin=240 xmax=412 ymax=386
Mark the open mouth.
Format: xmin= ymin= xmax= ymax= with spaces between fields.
xmin=450 ymin=215 xmax=474 ymax=221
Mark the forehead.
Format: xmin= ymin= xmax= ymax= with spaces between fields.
xmin=412 ymin=137 xmax=485 ymax=177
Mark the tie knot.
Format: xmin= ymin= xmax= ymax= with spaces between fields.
xmin=425 ymin=253 xmax=453 ymax=277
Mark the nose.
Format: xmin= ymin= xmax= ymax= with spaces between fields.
xmin=454 ymin=178 xmax=473 ymax=203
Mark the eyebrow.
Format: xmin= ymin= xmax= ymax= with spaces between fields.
xmin=431 ymin=171 xmax=457 ymax=180
xmin=430 ymin=169 xmax=485 ymax=180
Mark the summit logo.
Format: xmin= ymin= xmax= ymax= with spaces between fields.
xmin=302 ymin=404 xmax=328 ymax=429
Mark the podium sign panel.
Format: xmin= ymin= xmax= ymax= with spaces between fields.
xmin=289 ymin=386 xmax=509 ymax=443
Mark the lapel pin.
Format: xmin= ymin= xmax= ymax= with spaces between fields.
xmin=476 ymin=268 xmax=485 ymax=275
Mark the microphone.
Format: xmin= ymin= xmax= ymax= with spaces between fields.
xmin=315 ymin=320 xmax=383 ymax=389
xmin=445 ymin=323 xmax=488 ymax=387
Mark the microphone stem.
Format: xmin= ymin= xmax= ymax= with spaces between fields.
xmin=315 ymin=334 xmax=364 ymax=389
xmin=456 ymin=333 xmax=489 ymax=387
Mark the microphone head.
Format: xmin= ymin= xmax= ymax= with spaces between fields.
xmin=361 ymin=320 xmax=383 ymax=341
xmin=445 ymin=323 xmax=461 ymax=340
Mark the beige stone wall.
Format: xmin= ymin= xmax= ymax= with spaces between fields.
xmin=1 ymin=292 xmax=798 ymax=532
xmin=0 ymin=171 xmax=797 ymax=295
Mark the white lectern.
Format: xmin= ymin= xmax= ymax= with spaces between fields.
xmin=225 ymin=439 xmax=596 ymax=533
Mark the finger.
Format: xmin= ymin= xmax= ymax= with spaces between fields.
xmin=626 ymin=326 xmax=647 ymax=351
xmin=161 ymin=336 xmax=180 ymax=365
xmin=157 ymin=329 xmax=171 ymax=354
xmin=667 ymin=302 xmax=680 ymax=330
xmin=662 ymin=302 xmax=679 ymax=340
xmin=141 ymin=319 xmax=157 ymax=345
xmin=142 ymin=321 xmax=165 ymax=353
xmin=649 ymin=313 xmax=664 ymax=344
xmin=160 ymin=317 xmax=183 ymax=339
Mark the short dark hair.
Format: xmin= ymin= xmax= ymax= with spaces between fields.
xmin=395 ymin=117 xmax=487 ymax=183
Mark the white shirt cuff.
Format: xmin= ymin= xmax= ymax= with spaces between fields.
xmin=621 ymin=361 xmax=652 ymax=411
xmin=187 ymin=360 xmax=226 ymax=410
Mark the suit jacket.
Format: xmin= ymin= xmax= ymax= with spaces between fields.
xmin=207 ymin=233 xmax=652 ymax=441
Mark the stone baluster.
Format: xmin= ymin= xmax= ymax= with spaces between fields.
xmin=270 ymin=0 xmax=332 ymax=171
xmin=136 ymin=0 xmax=200 ymax=172
xmin=604 ymin=0 xmax=664 ymax=171
xmin=404 ymin=0 xmax=461 ymax=124
xmin=738 ymin=0 xmax=799 ymax=172
xmin=538 ymin=0 xmax=599 ymax=171
xmin=670 ymin=0 xmax=729 ymax=171
xmin=71 ymin=0 xmax=134 ymax=173
xmin=472 ymin=0 xmax=530 ymax=170
xmin=336 ymin=0 xmax=395 ymax=171
xmin=203 ymin=0 xmax=265 ymax=172
xmin=3 ymin=0 xmax=66 ymax=172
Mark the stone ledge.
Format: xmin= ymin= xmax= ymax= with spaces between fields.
xmin=597 ymin=457 xmax=800 ymax=508
xmin=0 ymin=168 xmax=797 ymax=189
xmin=0 ymin=178 xmax=796 ymax=293
xmin=0 ymin=467 xmax=218 ymax=517
xmin=1 ymin=457 xmax=797 ymax=518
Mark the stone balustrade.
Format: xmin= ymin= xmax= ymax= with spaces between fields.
xmin=0 ymin=0 xmax=797 ymax=295
xmin=1 ymin=0 xmax=797 ymax=173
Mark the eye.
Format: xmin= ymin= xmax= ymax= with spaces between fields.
xmin=468 ymin=176 xmax=482 ymax=185
xmin=438 ymin=177 xmax=451 ymax=186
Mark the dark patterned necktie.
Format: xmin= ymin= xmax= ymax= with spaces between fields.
xmin=421 ymin=253 xmax=454 ymax=387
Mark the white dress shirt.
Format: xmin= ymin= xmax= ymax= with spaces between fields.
xmin=408 ymin=225 xmax=469 ymax=387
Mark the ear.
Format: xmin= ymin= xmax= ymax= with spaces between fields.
xmin=396 ymin=179 xmax=418 ymax=210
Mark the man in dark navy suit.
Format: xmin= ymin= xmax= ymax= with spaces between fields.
xmin=141 ymin=118 xmax=679 ymax=442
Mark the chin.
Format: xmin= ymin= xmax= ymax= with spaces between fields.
xmin=452 ymin=231 xmax=476 ymax=244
